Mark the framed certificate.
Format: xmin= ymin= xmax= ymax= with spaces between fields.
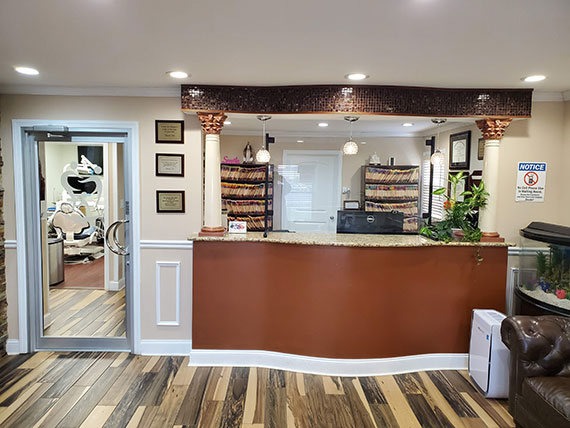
xmin=449 ymin=130 xmax=471 ymax=170
xmin=155 ymin=153 xmax=184 ymax=177
xmin=477 ymin=138 xmax=485 ymax=160
xmin=155 ymin=120 xmax=184 ymax=144
xmin=156 ymin=190 xmax=185 ymax=213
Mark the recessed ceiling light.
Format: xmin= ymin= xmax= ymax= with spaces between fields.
xmin=224 ymin=120 xmax=231 ymax=125
xmin=168 ymin=71 xmax=189 ymax=79
xmin=402 ymin=122 xmax=414 ymax=127
xmin=345 ymin=73 xmax=369 ymax=81
xmin=297 ymin=140 xmax=304 ymax=143
xmin=318 ymin=122 xmax=329 ymax=127
xmin=522 ymin=75 xmax=546 ymax=82
xmin=360 ymin=141 xmax=367 ymax=145
xmin=14 ymin=66 xmax=39 ymax=75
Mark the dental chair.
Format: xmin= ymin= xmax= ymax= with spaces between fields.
xmin=48 ymin=156 xmax=105 ymax=258
xmin=49 ymin=202 xmax=103 ymax=257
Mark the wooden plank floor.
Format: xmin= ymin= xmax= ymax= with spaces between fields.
xmin=44 ymin=289 xmax=126 ymax=337
xmin=0 ymin=352 xmax=515 ymax=427
xmin=53 ymin=257 xmax=105 ymax=290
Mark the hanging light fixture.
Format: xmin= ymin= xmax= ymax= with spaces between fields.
xmin=343 ymin=116 xmax=359 ymax=155
xmin=430 ymin=118 xmax=447 ymax=165
xmin=256 ymin=115 xmax=272 ymax=163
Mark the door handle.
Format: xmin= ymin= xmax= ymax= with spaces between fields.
xmin=330 ymin=216 xmax=335 ymax=220
xmin=105 ymin=219 xmax=129 ymax=256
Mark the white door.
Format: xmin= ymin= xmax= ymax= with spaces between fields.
xmin=281 ymin=150 xmax=342 ymax=233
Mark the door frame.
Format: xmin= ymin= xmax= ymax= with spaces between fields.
xmin=281 ymin=150 xmax=343 ymax=232
xmin=12 ymin=119 xmax=141 ymax=353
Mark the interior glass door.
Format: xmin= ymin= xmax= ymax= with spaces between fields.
xmin=26 ymin=129 xmax=131 ymax=351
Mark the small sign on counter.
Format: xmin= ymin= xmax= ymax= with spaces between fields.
xmin=228 ymin=220 xmax=247 ymax=234
xmin=516 ymin=162 xmax=547 ymax=202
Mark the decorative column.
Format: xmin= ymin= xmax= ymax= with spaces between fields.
xmin=475 ymin=118 xmax=512 ymax=242
xmin=197 ymin=112 xmax=227 ymax=236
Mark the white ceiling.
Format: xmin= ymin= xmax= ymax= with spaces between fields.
xmin=222 ymin=113 xmax=472 ymax=138
xmin=1 ymin=0 xmax=569 ymax=93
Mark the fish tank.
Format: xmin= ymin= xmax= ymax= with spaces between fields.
xmin=515 ymin=222 xmax=570 ymax=316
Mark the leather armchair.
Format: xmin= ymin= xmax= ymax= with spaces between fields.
xmin=501 ymin=315 xmax=570 ymax=428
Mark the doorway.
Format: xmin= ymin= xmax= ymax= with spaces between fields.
xmin=13 ymin=121 xmax=140 ymax=353
xmin=39 ymin=140 xmax=126 ymax=338
xmin=281 ymin=150 xmax=342 ymax=233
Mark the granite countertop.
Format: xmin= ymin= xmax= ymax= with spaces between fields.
xmin=190 ymin=232 xmax=512 ymax=248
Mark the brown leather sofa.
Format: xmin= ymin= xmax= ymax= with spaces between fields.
xmin=501 ymin=315 xmax=570 ymax=428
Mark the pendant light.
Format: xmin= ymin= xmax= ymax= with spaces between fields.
xmin=256 ymin=115 xmax=272 ymax=163
xmin=343 ymin=116 xmax=359 ymax=155
xmin=430 ymin=118 xmax=447 ymax=165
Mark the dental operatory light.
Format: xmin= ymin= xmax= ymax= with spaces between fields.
xmin=343 ymin=116 xmax=360 ymax=155
xmin=430 ymin=118 xmax=447 ymax=165
xmin=256 ymin=115 xmax=272 ymax=163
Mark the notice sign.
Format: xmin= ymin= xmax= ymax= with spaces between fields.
xmin=516 ymin=162 xmax=547 ymax=202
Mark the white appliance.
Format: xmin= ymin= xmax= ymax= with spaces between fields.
xmin=468 ymin=309 xmax=510 ymax=398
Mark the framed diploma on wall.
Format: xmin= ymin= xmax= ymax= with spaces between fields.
xmin=477 ymin=138 xmax=485 ymax=160
xmin=155 ymin=120 xmax=184 ymax=144
xmin=156 ymin=190 xmax=185 ymax=213
xmin=155 ymin=153 xmax=184 ymax=177
xmin=449 ymin=130 xmax=471 ymax=170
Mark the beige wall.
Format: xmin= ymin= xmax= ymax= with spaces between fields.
xmin=0 ymin=94 xmax=202 ymax=343
xmin=1 ymin=94 xmax=569 ymax=348
xmin=497 ymin=102 xmax=567 ymax=243
xmin=220 ymin=134 xmax=425 ymax=228
xmin=431 ymin=103 xmax=568 ymax=243
xmin=564 ymin=100 xmax=570 ymax=216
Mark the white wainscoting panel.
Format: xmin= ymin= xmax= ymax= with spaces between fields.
xmin=155 ymin=261 xmax=181 ymax=326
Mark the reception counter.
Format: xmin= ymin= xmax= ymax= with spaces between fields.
xmin=190 ymin=233 xmax=509 ymax=374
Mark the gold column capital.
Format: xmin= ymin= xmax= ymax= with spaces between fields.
xmin=197 ymin=112 xmax=227 ymax=135
xmin=475 ymin=118 xmax=512 ymax=140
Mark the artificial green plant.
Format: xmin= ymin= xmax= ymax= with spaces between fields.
xmin=420 ymin=171 xmax=489 ymax=243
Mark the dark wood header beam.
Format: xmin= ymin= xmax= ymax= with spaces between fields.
xmin=182 ymin=84 xmax=532 ymax=118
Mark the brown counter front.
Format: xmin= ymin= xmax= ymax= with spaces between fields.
xmin=192 ymin=237 xmax=508 ymax=359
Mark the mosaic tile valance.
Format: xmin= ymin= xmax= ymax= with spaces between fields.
xmin=181 ymin=85 xmax=532 ymax=118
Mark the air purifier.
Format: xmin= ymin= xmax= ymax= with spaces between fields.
xmin=468 ymin=309 xmax=510 ymax=398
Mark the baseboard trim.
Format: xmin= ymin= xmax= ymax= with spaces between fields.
xmin=108 ymin=278 xmax=125 ymax=291
xmin=140 ymin=340 xmax=192 ymax=356
xmin=188 ymin=349 xmax=468 ymax=376
xmin=6 ymin=339 xmax=21 ymax=355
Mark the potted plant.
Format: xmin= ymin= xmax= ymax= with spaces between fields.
xmin=420 ymin=172 xmax=489 ymax=243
